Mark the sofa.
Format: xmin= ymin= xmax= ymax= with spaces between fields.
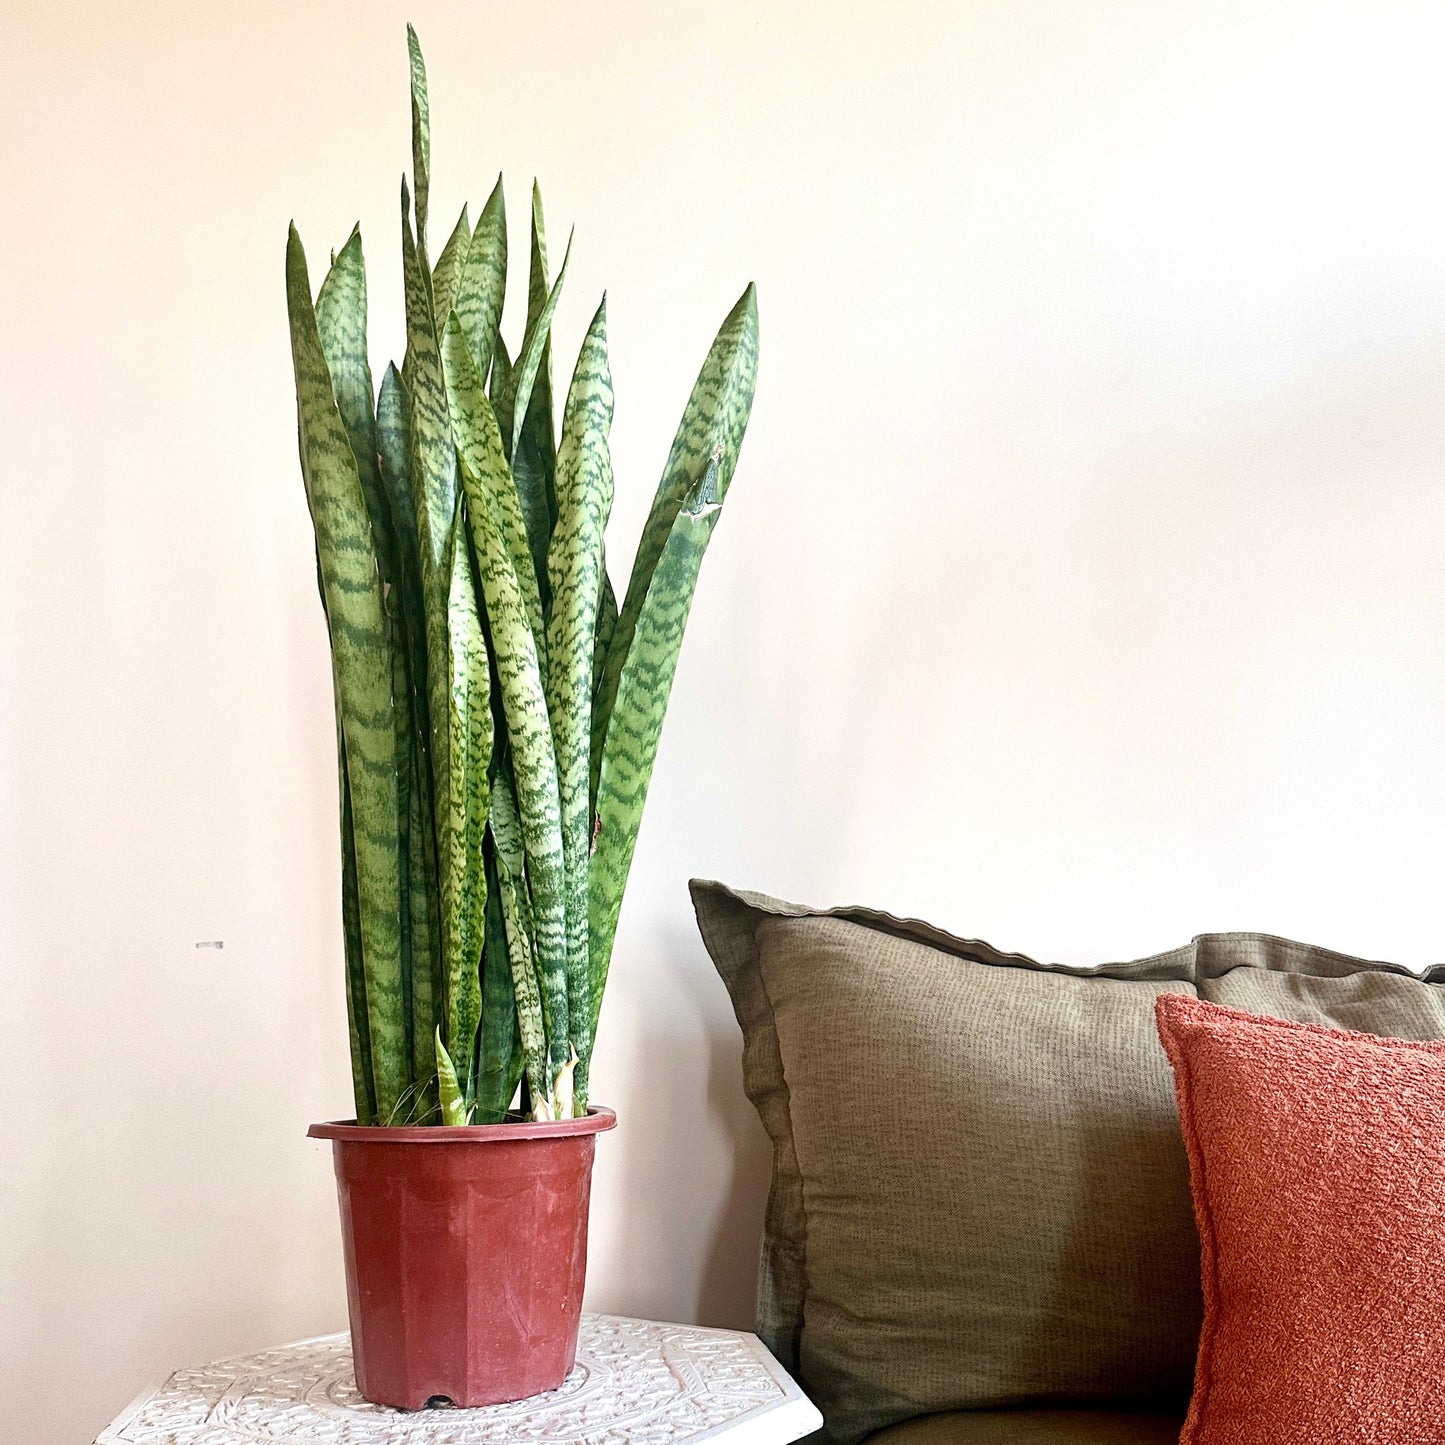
xmin=691 ymin=880 xmax=1445 ymax=1444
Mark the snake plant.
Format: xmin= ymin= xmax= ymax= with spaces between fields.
xmin=286 ymin=27 xmax=758 ymax=1125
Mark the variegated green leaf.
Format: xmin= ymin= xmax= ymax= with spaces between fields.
xmin=400 ymin=181 xmax=457 ymax=585
xmin=545 ymin=298 xmax=614 ymax=1097
xmin=337 ymin=737 xmax=377 ymax=1125
xmin=443 ymin=517 xmax=491 ymax=1090
xmin=287 ymin=224 xmax=407 ymax=1120
xmin=400 ymin=179 xmax=462 ymax=1029
xmin=455 ymin=175 xmax=507 ymax=378
xmin=490 ymin=330 xmax=513 ymax=419
xmin=435 ymin=1027 xmax=467 ymax=1125
xmin=527 ymin=181 xmax=549 ymax=333
xmin=502 ymin=203 xmax=571 ymax=584
xmin=589 ymin=460 xmax=728 ymax=1026
xmin=404 ymin=717 xmax=439 ymax=1098
xmin=390 ymin=626 xmax=417 ymax=1084
xmin=441 ymin=314 xmax=546 ymax=664
xmin=375 ymin=364 xmax=432 ymax=695
xmin=593 ymin=568 xmax=618 ymax=724
xmin=406 ymin=24 xmax=431 ymax=250
xmin=376 ymin=363 xmax=440 ymax=1097
xmin=518 ymin=183 xmax=560 ymax=566
xmin=430 ymin=206 xmax=470 ymax=335
xmin=489 ymin=772 xmax=550 ymax=1112
xmin=315 ymin=227 xmax=393 ymax=585
xmin=460 ymin=454 xmax=570 ymax=1090
xmin=473 ymin=863 xmax=521 ymax=1123
xmin=592 ymin=284 xmax=758 ymax=795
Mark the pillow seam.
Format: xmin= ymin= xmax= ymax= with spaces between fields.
xmin=1161 ymin=1018 xmax=1220 ymax=1444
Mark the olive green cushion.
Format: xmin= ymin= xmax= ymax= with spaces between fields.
xmin=868 ymin=1411 xmax=1186 ymax=1445
xmin=691 ymin=880 xmax=1445 ymax=1445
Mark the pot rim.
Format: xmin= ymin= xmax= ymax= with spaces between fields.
xmin=308 ymin=1103 xmax=617 ymax=1144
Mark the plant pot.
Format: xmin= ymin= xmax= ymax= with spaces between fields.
xmin=308 ymin=1106 xmax=617 ymax=1409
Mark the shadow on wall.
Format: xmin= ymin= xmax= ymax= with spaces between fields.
xmin=603 ymin=919 xmax=772 ymax=1331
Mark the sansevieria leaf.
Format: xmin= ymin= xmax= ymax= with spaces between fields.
xmin=545 ymin=297 xmax=614 ymax=1095
xmin=400 ymin=178 xmax=462 ymax=1026
xmin=337 ymin=733 xmax=376 ymax=1125
xmin=473 ymin=864 xmax=521 ymax=1123
xmin=375 ymin=364 xmax=440 ymax=1097
xmin=589 ymin=460 xmax=728 ymax=1025
xmin=441 ymin=314 xmax=546 ymax=666
xmin=430 ymin=205 xmax=470 ymax=335
xmin=287 ymin=224 xmax=407 ymax=1121
xmin=512 ymin=184 xmax=561 ymax=595
xmin=406 ymin=24 xmax=431 ymax=251
xmin=489 ymin=771 xmax=550 ymax=1113
xmin=461 ymin=450 xmax=571 ymax=1097
xmin=455 ymin=175 xmax=507 ymax=379
xmin=435 ymin=1028 xmax=466 ymax=1125
xmin=593 ymin=284 xmax=759 ymax=796
xmin=443 ymin=515 xmax=492 ymax=1090
xmin=503 ymin=209 xmax=572 ymax=586
xmin=315 ymin=227 xmax=393 ymax=585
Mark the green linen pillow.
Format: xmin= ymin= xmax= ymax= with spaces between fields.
xmin=690 ymin=880 xmax=1445 ymax=1445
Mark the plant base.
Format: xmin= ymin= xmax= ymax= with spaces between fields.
xmin=308 ymin=1107 xmax=617 ymax=1409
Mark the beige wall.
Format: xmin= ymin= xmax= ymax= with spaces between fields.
xmin=6 ymin=1 xmax=1445 ymax=1438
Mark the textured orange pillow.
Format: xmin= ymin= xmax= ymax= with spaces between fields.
xmin=1155 ymin=992 xmax=1445 ymax=1444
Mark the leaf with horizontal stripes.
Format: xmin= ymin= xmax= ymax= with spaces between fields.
xmin=455 ymin=175 xmax=507 ymax=378
xmin=441 ymin=313 xmax=546 ymax=666
xmin=376 ymin=363 xmax=441 ymax=1098
xmin=592 ymin=284 xmax=758 ymax=798
xmin=287 ymin=223 xmax=408 ymax=1120
xmin=490 ymin=330 xmax=513 ymax=425
xmin=489 ymin=771 xmax=550 ymax=1113
xmin=589 ymin=459 xmax=729 ymax=1027
xmin=443 ymin=516 xmax=492 ymax=1091
xmin=400 ymin=179 xmax=462 ymax=1027
xmin=473 ymin=861 xmax=521 ymax=1123
xmin=315 ymin=227 xmax=394 ymax=585
xmin=545 ymin=297 xmax=614 ymax=1100
xmin=505 ymin=201 xmax=571 ymax=582
xmin=460 ymin=452 xmax=570 ymax=1096
xmin=406 ymin=24 xmax=431 ymax=250
xmin=337 ymin=734 xmax=377 ymax=1124
xmin=430 ymin=205 xmax=470 ymax=336
xmin=513 ymin=184 xmax=561 ymax=599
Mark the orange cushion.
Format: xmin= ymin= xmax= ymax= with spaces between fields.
xmin=1155 ymin=993 xmax=1445 ymax=1443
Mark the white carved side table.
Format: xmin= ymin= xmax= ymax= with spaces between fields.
xmin=96 ymin=1313 xmax=823 ymax=1445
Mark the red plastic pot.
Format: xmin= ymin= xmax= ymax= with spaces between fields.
xmin=308 ymin=1106 xmax=616 ymax=1409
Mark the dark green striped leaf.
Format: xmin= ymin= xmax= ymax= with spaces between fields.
xmin=406 ymin=24 xmax=431 ymax=250
xmin=430 ymin=206 xmax=470 ymax=335
xmin=592 ymin=284 xmax=758 ymax=795
xmin=473 ymin=859 xmax=521 ymax=1123
xmin=337 ymin=735 xmax=377 ymax=1125
xmin=443 ymin=518 xmax=492 ymax=1090
xmin=589 ymin=460 xmax=729 ymax=1026
xmin=460 ymin=452 xmax=571 ymax=1099
xmin=455 ymin=175 xmax=507 ymax=378
xmin=316 ymin=227 xmax=393 ymax=585
xmin=489 ymin=772 xmax=550 ymax=1113
xmin=441 ymin=314 xmax=546 ymax=665
xmin=545 ymin=298 xmax=614 ymax=1098
xmin=287 ymin=224 xmax=408 ymax=1120
xmin=504 ymin=206 xmax=571 ymax=584
xmin=400 ymin=180 xmax=462 ymax=1025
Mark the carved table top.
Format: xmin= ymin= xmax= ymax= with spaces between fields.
xmin=95 ymin=1314 xmax=822 ymax=1445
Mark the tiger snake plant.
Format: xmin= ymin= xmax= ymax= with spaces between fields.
xmin=286 ymin=28 xmax=758 ymax=1125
